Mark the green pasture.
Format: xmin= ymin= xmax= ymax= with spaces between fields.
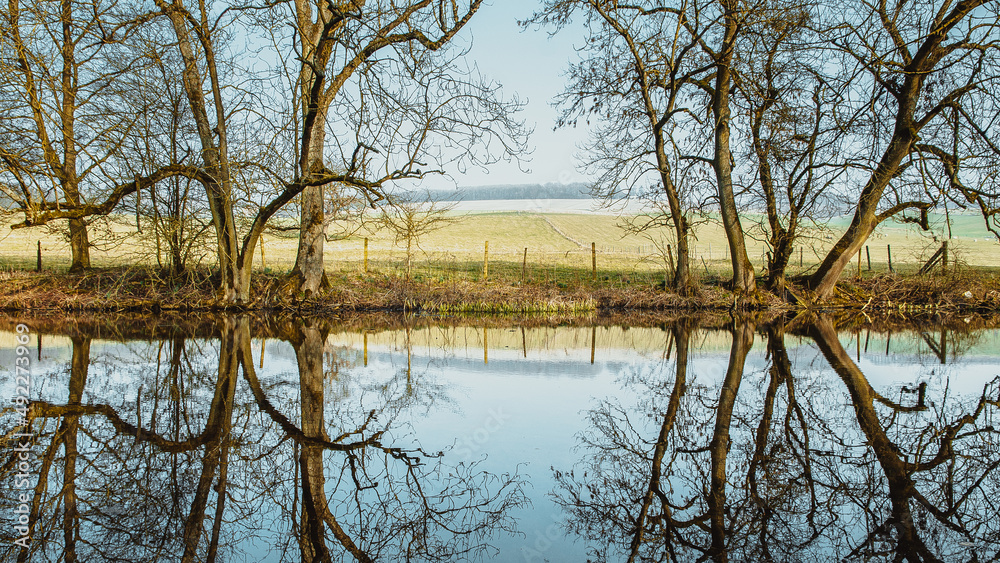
xmin=2 ymin=209 xmax=998 ymax=286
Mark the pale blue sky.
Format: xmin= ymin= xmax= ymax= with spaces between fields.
xmin=434 ymin=0 xmax=591 ymax=188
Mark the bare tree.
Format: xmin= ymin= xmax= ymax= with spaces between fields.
xmin=271 ymin=0 xmax=528 ymax=296
xmin=376 ymin=193 xmax=458 ymax=279
xmin=697 ymin=0 xmax=762 ymax=296
xmin=806 ymin=0 xmax=1000 ymax=300
xmin=734 ymin=4 xmax=853 ymax=294
xmin=529 ymin=0 xmax=705 ymax=295
xmin=0 ymin=0 xmax=144 ymax=271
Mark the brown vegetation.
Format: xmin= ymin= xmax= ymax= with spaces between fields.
xmin=2 ymin=266 xmax=999 ymax=318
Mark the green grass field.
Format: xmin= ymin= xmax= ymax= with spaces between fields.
xmin=2 ymin=209 xmax=998 ymax=286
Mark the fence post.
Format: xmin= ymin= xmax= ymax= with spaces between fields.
xmin=857 ymin=248 xmax=862 ymax=276
xmin=260 ymin=236 xmax=266 ymax=271
xmin=799 ymin=247 xmax=803 ymax=268
xmin=522 ymin=247 xmax=527 ymax=283
xmin=364 ymin=238 xmax=369 ymax=273
xmin=942 ymin=240 xmax=948 ymax=274
xmin=483 ymin=241 xmax=489 ymax=281
xmin=36 ymin=241 xmax=42 ymax=272
xmin=865 ymin=246 xmax=871 ymax=271
xmin=887 ymin=244 xmax=894 ymax=273
xmin=592 ymin=242 xmax=597 ymax=282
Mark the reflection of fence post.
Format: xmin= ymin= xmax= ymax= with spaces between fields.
xmin=363 ymin=332 xmax=368 ymax=367
xmin=483 ymin=241 xmax=489 ymax=281
xmin=364 ymin=238 xmax=369 ymax=273
xmin=592 ymin=242 xmax=597 ymax=282
xmin=483 ymin=327 xmax=488 ymax=364
xmin=259 ymin=339 xmax=265 ymax=369
xmin=590 ymin=326 xmax=596 ymax=365
xmin=36 ymin=241 xmax=42 ymax=272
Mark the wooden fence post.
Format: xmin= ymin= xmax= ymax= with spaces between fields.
xmin=887 ymin=244 xmax=894 ymax=273
xmin=36 ymin=241 xmax=42 ymax=272
xmin=592 ymin=242 xmax=597 ymax=282
xmin=260 ymin=236 xmax=266 ymax=271
xmin=364 ymin=238 xmax=369 ymax=273
xmin=942 ymin=240 xmax=948 ymax=274
xmin=866 ymin=246 xmax=871 ymax=271
xmin=483 ymin=241 xmax=489 ymax=281
xmin=522 ymin=247 xmax=527 ymax=283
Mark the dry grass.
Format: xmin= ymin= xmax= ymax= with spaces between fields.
xmin=2 ymin=209 xmax=1000 ymax=316
xmin=4 ymin=210 xmax=999 ymax=280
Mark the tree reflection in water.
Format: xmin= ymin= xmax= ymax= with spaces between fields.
xmin=3 ymin=317 xmax=525 ymax=562
xmin=553 ymin=316 xmax=1000 ymax=562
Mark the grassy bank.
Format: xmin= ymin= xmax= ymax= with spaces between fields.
xmin=1 ymin=262 xmax=999 ymax=317
xmin=3 ymin=210 xmax=1000 ymax=283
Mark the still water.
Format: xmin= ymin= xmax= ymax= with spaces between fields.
xmin=2 ymin=316 xmax=999 ymax=562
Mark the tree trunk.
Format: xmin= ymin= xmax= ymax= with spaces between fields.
xmin=656 ymin=165 xmax=693 ymax=295
xmin=61 ymin=0 xmax=89 ymax=273
xmin=67 ymin=217 xmax=90 ymax=273
xmin=291 ymin=321 xmax=372 ymax=562
xmin=767 ymin=227 xmax=793 ymax=294
xmin=289 ymin=6 xmax=335 ymax=297
xmin=712 ymin=5 xmax=756 ymax=295
xmin=157 ymin=2 xmax=247 ymax=303
xmin=672 ymin=216 xmax=692 ymax=294
xmin=290 ymin=182 xmax=327 ymax=296
xmin=807 ymin=136 xmax=912 ymax=300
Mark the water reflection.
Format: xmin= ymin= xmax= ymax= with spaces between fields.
xmin=553 ymin=316 xmax=1000 ymax=562
xmin=2 ymin=318 xmax=525 ymax=562
xmin=1 ymin=316 xmax=998 ymax=562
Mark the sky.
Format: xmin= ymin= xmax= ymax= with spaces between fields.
xmin=425 ymin=0 xmax=592 ymax=189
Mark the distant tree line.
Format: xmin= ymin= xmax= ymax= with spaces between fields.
xmin=425 ymin=182 xmax=591 ymax=201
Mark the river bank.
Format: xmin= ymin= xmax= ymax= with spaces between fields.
xmin=1 ymin=266 xmax=999 ymax=318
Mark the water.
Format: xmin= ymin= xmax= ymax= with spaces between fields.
xmin=1 ymin=316 xmax=999 ymax=562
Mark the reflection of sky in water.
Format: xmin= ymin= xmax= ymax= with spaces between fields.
xmin=1 ymin=325 xmax=999 ymax=561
